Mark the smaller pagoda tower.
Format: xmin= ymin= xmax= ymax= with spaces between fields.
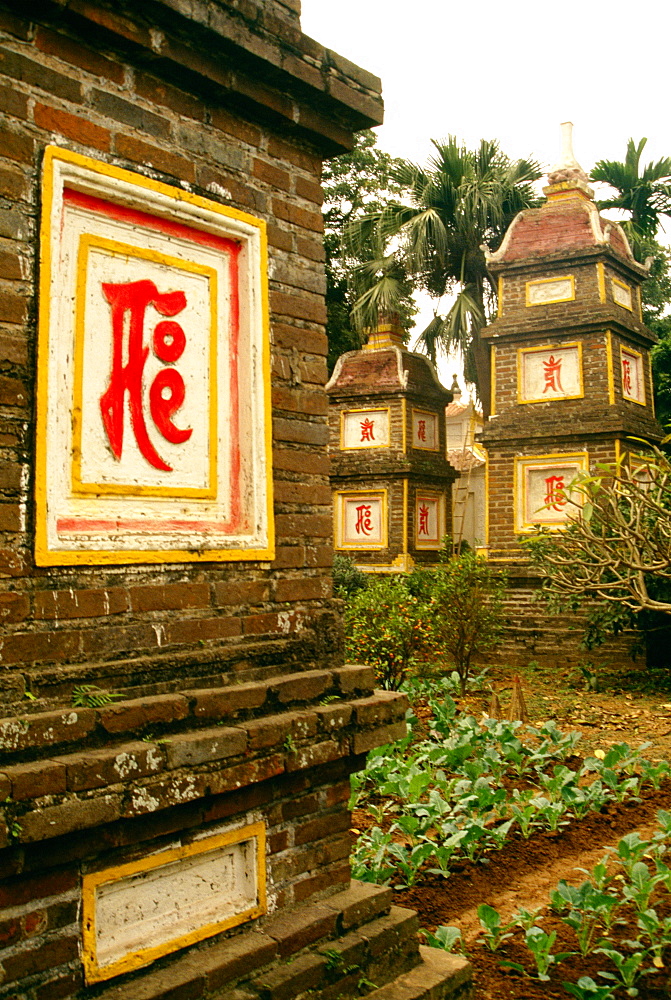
xmin=480 ymin=123 xmax=663 ymax=563
xmin=327 ymin=317 xmax=457 ymax=571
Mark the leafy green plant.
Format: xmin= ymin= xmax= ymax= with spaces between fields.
xmin=563 ymin=976 xmax=617 ymax=999
xmin=596 ymin=946 xmax=648 ymax=996
xmin=424 ymin=925 xmax=464 ymax=954
xmin=522 ymin=926 xmax=573 ymax=981
xmin=71 ymin=684 xmax=122 ymax=708
xmin=477 ymin=904 xmax=514 ymax=952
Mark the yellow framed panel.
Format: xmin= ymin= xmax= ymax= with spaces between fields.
xmin=525 ymin=274 xmax=575 ymax=307
xmin=516 ymin=342 xmax=583 ymax=404
xmin=334 ymin=489 xmax=388 ymax=550
xmin=514 ymin=451 xmax=589 ymax=533
xmin=72 ymin=235 xmax=219 ymax=499
xmin=410 ymin=407 xmax=440 ymax=451
xmin=612 ymin=278 xmax=633 ymax=311
xmin=620 ymin=344 xmax=646 ymax=406
xmin=82 ymin=822 xmax=267 ymax=983
xmin=339 ymin=407 xmax=390 ymax=450
xmin=36 ymin=146 xmax=274 ymax=566
xmin=414 ymin=489 xmax=445 ymax=550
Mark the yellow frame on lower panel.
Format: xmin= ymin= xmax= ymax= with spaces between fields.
xmin=82 ymin=822 xmax=267 ymax=984
xmin=334 ymin=488 xmax=388 ymax=550
xmin=514 ymin=451 xmax=588 ymax=534
xmin=516 ymin=341 xmax=583 ymax=404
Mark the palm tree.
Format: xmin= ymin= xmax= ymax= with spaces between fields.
xmin=591 ymin=138 xmax=671 ymax=255
xmin=348 ymin=137 xmax=541 ymax=414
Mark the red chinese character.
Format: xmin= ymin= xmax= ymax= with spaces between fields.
xmin=417 ymin=419 xmax=427 ymax=442
xmin=622 ymin=357 xmax=633 ymax=396
xmin=355 ymin=504 xmax=373 ymax=536
xmin=542 ymin=354 xmax=563 ymax=393
xmin=360 ymin=417 xmax=375 ymax=442
xmin=418 ymin=503 xmax=430 ymax=536
xmin=544 ymin=475 xmax=566 ymax=512
xmin=99 ymin=279 xmax=193 ymax=473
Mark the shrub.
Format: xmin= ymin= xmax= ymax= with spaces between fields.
xmin=344 ymin=576 xmax=430 ymax=689
xmin=332 ymin=553 xmax=368 ymax=599
xmin=425 ymin=551 xmax=506 ymax=695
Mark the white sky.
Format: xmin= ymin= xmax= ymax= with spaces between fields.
xmin=301 ymin=0 xmax=670 ymax=174
xmin=300 ymin=0 xmax=671 ymax=388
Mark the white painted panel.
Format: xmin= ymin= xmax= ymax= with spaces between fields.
xmin=95 ymin=838 xmax=258 ymax=969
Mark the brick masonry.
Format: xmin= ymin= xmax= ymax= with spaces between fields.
xmin=0 ymin=5 xmax=445 ymax=1000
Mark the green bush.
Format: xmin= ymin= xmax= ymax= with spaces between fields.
xmin=332 ymin=553 xmax=368 ymax=599
xmin=425 ymin=551 xmax=506 ymax=695
xmin=344 ymin=576 xmax=430 ymax=690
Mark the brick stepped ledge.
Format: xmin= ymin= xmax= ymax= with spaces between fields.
xmin=92 ymin=881 xmax=473 ymax=1000
xmin=0 ymin=666 xmax=408 ymax=848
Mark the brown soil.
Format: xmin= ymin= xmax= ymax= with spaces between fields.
xmin=356 ymin=661 xmax=671 ymax=999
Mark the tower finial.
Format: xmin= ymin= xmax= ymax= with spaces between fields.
xmin=546 ymin=121 xmax=593 ymax=198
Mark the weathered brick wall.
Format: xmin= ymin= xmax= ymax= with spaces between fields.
xmin=0 ymin=6 xmax=417 ymax=999
xmin=0 ymin=3 xmax=365 ymax=707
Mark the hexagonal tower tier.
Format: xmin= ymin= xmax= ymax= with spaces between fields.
xmin=327 ymin=318 xmax=458 ymax=572
xmin=480 ymin=123 xmax=664 ymax=564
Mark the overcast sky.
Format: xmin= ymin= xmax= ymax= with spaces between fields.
xmin=300 ymin=0 xmax=670 ymax=384
xmin=301 ymin=0 xmax=671 ymax=177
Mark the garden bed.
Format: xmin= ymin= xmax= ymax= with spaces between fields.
xmin=350 ymin=664 xmax=671 ymax=999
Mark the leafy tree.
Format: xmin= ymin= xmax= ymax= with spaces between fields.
xmin=591 ymin=138 xmax=671 ymax=251
xmin=332 ymin=553 xmax=368 ymax=599
xmin=526 ymin=452 xmax=671 ymax=649
xmin=424 ymin=551 xmax=506 ymax=695
xmin=348 ymin=137 xmax=541 ymax=411
xmin=322 ymin=130 xmax=415 ymax=372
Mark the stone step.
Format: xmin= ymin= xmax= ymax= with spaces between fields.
xmin=92 ymin=882 xmax=403 ymax=1000
xmin=366 ymin=946 xmax=472 ymax=1000
xmin=249 ymin=905 xmax=420 ymax=1000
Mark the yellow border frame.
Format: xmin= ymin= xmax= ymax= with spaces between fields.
xmin=612 ymin=277 xmax=633 ymax=311
xmin=411 ymin=407 xmax=440 ymax=452
xmin=497 ymin=276 xmax=504 ymax=317
xmin=514 ymin=451 xmax=588 ymax=533
xmin=620 ymin=344 xmax=646 ymax=406
xmin=339 ymin=407 xmax=390 ymax=450
xmin=82 ymin=822 xmax=267 ymax=983
xmin=414 ymin=489 xmax=445 ymax=550
xmin=401 ymin=397 xmax=407 ymax=454
xmin=72 ymin=234 xmax=218 ymax=498
xmin=490 ymin=345 xmax=497 ymax=417
xmin=36 ymin=146 xmax=274 ymax=566
xmin=525 ymin=274 xmax=575 ymax=307
xmin=334 ymin=489 xmax=388 ymax=550
xmin=516 ymin=342 xmax=583 ymax=404
xmin=596 ymin=262 xmax=606 ymax=303
xmin=605 ymin=331 xmax=616 ymax=405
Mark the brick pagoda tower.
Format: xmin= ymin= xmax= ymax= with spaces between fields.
xmin=327 ymin=318 xmax=457 ymax=571
xmin=480 ymin=123 xmax=663 ymax=563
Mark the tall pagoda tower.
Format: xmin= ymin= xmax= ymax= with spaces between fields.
xmin=480 ymin=123 xmax=663 ymax=563
xmin=327 ymin=318 xmax=457 ymax=572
